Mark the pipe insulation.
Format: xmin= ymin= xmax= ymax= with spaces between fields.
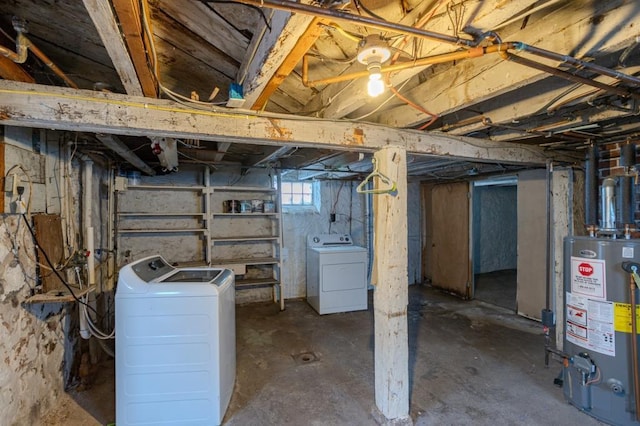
xmin=620 ymin=142 xmax=635 ymax=226
xmin=585 ymin=144 xmax=598 ymax=227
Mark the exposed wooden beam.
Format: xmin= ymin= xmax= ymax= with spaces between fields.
xmin=0 ymin=81 xmax=566 ymax=165
xmin=250 ymin=17 xmax=329 ymax=111
xmin=95 ymin=134 xmax=156 ymax=175
xmin=0 ymin=56 xmax=34 ymax=83
xmin=83 ymin=0 xmax=144 ymax=96
xmin=214 ymin=142 xmax=231 ymax=162
xmin=240 ymin=9 xmax=316 ymax=109
xmin=111 ymin=0 xmax=158 ymax=97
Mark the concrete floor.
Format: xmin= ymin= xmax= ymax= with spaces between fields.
xmin=46 ymin=284 xmax=604 ymax=425
xmin=474 ymin=269 xmax=517 ymax=311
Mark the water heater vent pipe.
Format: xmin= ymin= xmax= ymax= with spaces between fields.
xmin=600 ymin=178 xmax=617 ymax=233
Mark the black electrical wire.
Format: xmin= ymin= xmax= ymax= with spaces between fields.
xmin=199 ymin=0 xmax=271 ymax=30
xmin=21 ymin=214 xmax=99 ymax=316
xmin=352 ymin=0 xmax=386 ymax=21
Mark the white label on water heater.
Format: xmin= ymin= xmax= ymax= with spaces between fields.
xmin=570 ymin=256 xmax=606 ymax=300
xmin=622 ymin=246 xmax=634 ymax=259
xmin=566 ymin=292 xmax=615 ymax=357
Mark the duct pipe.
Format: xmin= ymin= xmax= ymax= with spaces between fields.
xmin=600 ymin=177 xmax=616 ymax=232
xmin=585 ymin=144 xmax=598 ymax=231
xmin=620 ymin=142 xmax=635 ymax=227
xmin=235 ymin=0 xmax=477 ymax=46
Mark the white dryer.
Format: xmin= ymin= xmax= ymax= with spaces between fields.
xmin=306 ymin=234 xmax=368 ymax=314
xmin=116 ymin=255 xmax=235 ymax=426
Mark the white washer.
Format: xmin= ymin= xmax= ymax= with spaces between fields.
xmin=306 ymin=234 xmax=368 ymax=314
xmin=116 ymin=255 xmax=235 ymax=426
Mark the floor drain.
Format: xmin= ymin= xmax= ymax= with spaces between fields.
xmin=292 ymin=351 xmax=319 ymax=365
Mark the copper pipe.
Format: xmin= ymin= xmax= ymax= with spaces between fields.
xmin=629 ymin=272 xmax=640 ymax=422
xmin=25 ymin=37 xmax=78 ymax=89
xmin=0 ymin=31 xmax=28 ymax=63
xmin=303 ymin=44 xmax=508 ymax=88
xmin=234 ymin=0 xmax=476 ymax=47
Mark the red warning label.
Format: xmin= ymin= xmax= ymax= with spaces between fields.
xmin=571 ymin=257 xmax=606 ymax=300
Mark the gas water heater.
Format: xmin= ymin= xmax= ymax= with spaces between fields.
xmin=563 ymin=237 xmax=640 ymax=425
xmin=561 ymin=142 xmax=640 ymax=425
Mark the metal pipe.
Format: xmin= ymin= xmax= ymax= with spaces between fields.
xmin=620 ymin=142 xmax=635 ymax=226
xmin=585 ymin=144 xmax=598 ymax=228
xmin=600 ymin=177 xmax=616 ymax=231
xmin=24 ymin=37 xmax=79 ymax=89
xmin=0 ymin=31 xmax=28 ymax=63
xmin=628 ymin=270 xmax=640 ymax=422
xmin=514 ymin=42 xmax=640 ymax=87
xmin=504 ymin=53 xmax=640 ymax=100
xmin=234 ymin=0 xmax=477 ymax=47
xmin=303 ymin=45 xmax=506 ymax=87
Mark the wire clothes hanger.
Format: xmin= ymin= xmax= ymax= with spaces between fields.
xmin=356 ymin=157 xmax=397 ymax=194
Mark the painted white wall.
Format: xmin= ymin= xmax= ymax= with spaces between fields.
xmin=282 ymin=180 xmax=367 ymax=298
xmin=472 ymin=185 xmax=517 ymax=273
xmin=282 ymin=179 xmax=422 ymax=299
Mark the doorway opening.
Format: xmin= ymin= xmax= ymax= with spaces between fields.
xmin=472 ymin=177 xmax=518 ymax=310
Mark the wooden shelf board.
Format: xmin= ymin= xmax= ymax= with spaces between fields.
xmin=125 ymin=185 xmax=205 ymax=190
xmin=25 ymin=285 xmax=95 ymax=304
xmin=212 ymin=257 xmax=279 ymax=265
xmin=118 ymin=228 xmax=207 ymax=234
xmin=118 ymin=212 xmax=205 ymax=217
xmin=212 ymin=213 xmax=279 ymax=217
xmin=235 ymin=278 xmax=280 ymax=288
xmin=212 ymin=186 xmax=276 ymax=193
xmin=211 ymin=236 xmax=279 ymax=242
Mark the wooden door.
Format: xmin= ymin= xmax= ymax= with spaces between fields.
xmin=431 ymin=182 xmax=472 ymax=298
xmin=516 ymin=169 xmax=548 ymax=320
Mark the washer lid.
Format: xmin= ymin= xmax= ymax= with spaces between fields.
xmin=159 ymin=269 xmax=222 ymax=283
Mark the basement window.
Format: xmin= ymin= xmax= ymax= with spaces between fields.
xmin=281 ymin=181 xmax=314 ymax=206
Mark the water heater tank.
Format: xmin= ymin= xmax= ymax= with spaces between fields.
xmin=563 ymin=237 xmax=640 ymax=425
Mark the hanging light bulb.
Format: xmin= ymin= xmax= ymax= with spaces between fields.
xmin=367 ymin=63 xmax=385 ymax=97
xmin=357 ymin=35 xmax=391 ymax=98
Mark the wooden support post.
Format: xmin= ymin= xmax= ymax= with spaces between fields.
xmin=372 ymin=145 xmax=410 ymax=422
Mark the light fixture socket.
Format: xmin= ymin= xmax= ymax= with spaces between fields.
xmin=356 ymin=35 xmax=391 ymax=67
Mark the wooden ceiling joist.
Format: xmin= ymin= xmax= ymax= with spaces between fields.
xmin=83 ymin=0 xmax=145 ymax=96
xmin=250 ymin=17 xmax=330 ymax=111
xmin=111 ymin=0 xmax=158 ymax=97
